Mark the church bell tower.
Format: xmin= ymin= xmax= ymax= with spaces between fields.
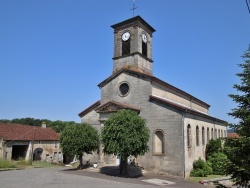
xmin=111 ymin=16 xmax=156 ymax=75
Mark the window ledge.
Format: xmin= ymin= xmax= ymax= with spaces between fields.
xmin=153 ymin=153 xmax=165 ymax=156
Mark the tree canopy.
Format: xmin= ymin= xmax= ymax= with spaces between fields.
xmin=0 ymin=118 xmax=76 ymax=133
xmin=226 ymin=50 xmax=250 ymax=186
xmin=60 ymin=123 xmax=99 ymax=169
xmin=228 ymin=51 xmax=250 ymax=136
xmin=101 ymin=110 xmax=150 ymax=175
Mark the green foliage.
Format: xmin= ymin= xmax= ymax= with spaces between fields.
xmin=0 ymin=118 xmax=77 ymax=133
xmin=60 ymin=123 xmax=99 ymax=156
xmin=0 ymin=158 xmax=16 ymax=169
xmin=190 ymin=158 xmax=213 ymax=177
xmin=101 ymin=110 xmax=150 ymax=160
xmin=15 ymin=158 xmax=32 ymax=168
xmin=226 ymin=50 xmax=250 ymax=186
xmin=223 ymin=137 xmax=250 ymax=187
xmin=207 ymin=152 xmax=228 ymax=175
xmin=228 ymin=51 xmax=250 ymax=137
xmin=205 ymin=139 xmax=222 ymax=160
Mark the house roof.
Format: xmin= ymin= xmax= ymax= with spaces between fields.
xmin=149 ymin=95 xmax=227 ymax=125
xmin=78 ymin=100 xmax=101 ymax=118
xmin=95 ymin=100 xmax=140 ymax=113
xmin=0 ymin=123 xmax=59 ymax=141
xmin=98 ymin=68 xmax=210 ymax=108
xmin=227 ymin=133 xmax=239 ymax=138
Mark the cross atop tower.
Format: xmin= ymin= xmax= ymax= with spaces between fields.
xmin=130 ymin=0 xmax=138 ymax=17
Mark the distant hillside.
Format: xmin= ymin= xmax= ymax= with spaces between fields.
xmin=227 ymin=129 xmax=235 ymax=133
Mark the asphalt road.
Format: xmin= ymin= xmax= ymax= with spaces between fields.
xmin=0 ymin=167 xmax=206 ymax=188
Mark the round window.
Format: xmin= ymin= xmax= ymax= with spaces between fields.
xmin=118 ymin=82 xmax=130 ymax=97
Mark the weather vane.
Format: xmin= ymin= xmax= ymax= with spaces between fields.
xmin=130 ymin=0 xmax=138 ymax=17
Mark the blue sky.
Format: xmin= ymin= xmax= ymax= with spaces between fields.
xmin=0 ymin=0 xmax=249 ymax=123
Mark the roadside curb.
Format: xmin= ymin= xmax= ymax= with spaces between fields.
xmin=200 ymin=176 xmax=233 ymax=186
xmin=0 ymin=168 xmax=20 ymax=172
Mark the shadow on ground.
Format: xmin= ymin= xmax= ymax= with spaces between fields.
xmin=99 ymin=165 xmax=143 ymax=178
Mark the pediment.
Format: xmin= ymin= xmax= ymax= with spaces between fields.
xmin=95 ymin=100 xmax=140 ymax=114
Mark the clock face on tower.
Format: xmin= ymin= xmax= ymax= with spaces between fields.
xmin=122 ymin=32 xmax=130 ymax=41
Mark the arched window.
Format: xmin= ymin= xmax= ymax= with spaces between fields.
xmin=211 ymin=128 xmax=214 ymax=139
xmin=202 ymin=127 xmax=205 ymax=145
xmin=154 ymin=130 xmax=164 ymax=154
xmin=187 ymin=124 xmax=191 ymax=147
xmin=122 ymin=37 xmax=130 ymax=55
xmin=207 ymin=128 xmax=210 ymax=143
xmin=218 ymin=129 xmax=220 ymax=138
xmin=142 ymin=41 xmax=147 ymax=57
xmin=215 ymin=129 xmax=217 ymax=139
xmin=196 ymin=126 xmax=199 ymax=146
xmin=221 ymin=130 xmax=223 ymax=138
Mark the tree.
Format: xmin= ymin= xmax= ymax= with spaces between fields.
xmin=228 ymin=51 xmax=250 ymax=136
xmin=226 ymin=50 xmax=250 ymax=186
xmin=205 ymin=138 xmax=222 ymax=160
xmin=101 ymin=110 xmax=150 ymax=175
xmin=224 ymin=137 xmax=250 ymax=187
xmin=60 ymin=123 xmax=99 ymax=169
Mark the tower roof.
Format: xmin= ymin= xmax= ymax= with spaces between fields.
xmin=111 ymin=16 xmax=156 ymax=35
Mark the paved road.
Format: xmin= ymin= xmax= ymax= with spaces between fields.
xmin=0 ymin=167 xmax=206 ymax=188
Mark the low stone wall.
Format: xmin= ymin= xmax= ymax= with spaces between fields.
xmin=200 ymin=176 xmax=234 ymax=187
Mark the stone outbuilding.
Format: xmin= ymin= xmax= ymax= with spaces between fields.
xmin=78 ymin=16 xmax=227 ymax=177
xmin=0 ymin=123 xmax=62 ymax=162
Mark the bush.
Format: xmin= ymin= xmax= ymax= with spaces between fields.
xmin=205 ymin=139 xmax=222 ymax=160
xmin=190 ymin=168 xmax=206 ymax=177
xmin=190 ymin=158 xmax=213 ymax=177
xmin=207 ymin=152 xmax=228 ymax=175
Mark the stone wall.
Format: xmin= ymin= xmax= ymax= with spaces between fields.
xmin=183 ymin=114 xmax=227 ymax=177
xmin=152 ymin=82 xmax=209 ymax=114
xmin=100 ymin=72 xmax=184 ymax=176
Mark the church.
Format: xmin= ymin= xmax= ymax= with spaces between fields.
xmin=78 ymin=16 xmax=227 ymax=177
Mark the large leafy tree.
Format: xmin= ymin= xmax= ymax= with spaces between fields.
xmin=224 ymin=137 xmax=250 ymax=187
xmin=228 ymin=51 xmax=250 ymax=136
xmin=225 ymin=50 xmax=250 ymax=186
xmin=60 ymin=123 xmax=99 ymax=169
xmin=101 ymin=110 xmax=150 ymax=175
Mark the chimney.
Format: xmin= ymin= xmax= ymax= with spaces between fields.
xmin=42 ymin=122 xmax=46 ymax=128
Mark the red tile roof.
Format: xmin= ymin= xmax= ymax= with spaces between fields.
xmin=227 ymin=133 xmax=239 ymax=138
xmin=0 ymin=123 xmax=59 ymax=141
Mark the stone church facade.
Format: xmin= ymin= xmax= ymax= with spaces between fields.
xmin=78 ymin=16 xmax=227 ymax=177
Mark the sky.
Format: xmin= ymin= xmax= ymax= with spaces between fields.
xmin=0 ymin=0 xmax=249 ymax=124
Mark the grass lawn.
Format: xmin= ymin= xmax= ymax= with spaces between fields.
xmin=32 ymin=161 xmax=58 ymax=168
xmin=0 ymin=158 xmax=16 ymax=169
xmin=188 ymin=175 xmax=225 ymax=183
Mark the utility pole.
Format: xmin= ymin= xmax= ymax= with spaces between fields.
xmin=246 ymin=0 xmax=250 ymax=14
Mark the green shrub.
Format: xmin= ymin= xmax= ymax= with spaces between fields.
xmin=190 ymin=158 xmax=213 ymax=177
xmin=205 ymin=139 xmax=222 ymax=160
xmin=190 ymin=168 xmax=206 ymax=177
xmin=207 ymin=152 xmax=228 ymax=175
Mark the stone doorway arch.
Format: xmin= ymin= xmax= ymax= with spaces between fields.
xmin=33 ymin=148 xmax=43 ymax=161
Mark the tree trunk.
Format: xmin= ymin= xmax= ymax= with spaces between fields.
xmin=119 ymin=157 xmax=128 ymax=175
xmin=78 ymin=154 xmax=84 ymax=170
